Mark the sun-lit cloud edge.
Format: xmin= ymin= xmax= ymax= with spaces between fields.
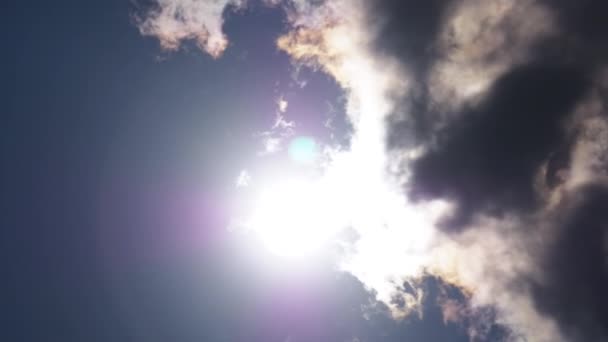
xmin=134 ymin=0 xmax=248 ymax=58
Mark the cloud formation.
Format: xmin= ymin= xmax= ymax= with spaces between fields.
xmin=410 ymin=63 xmax=589 ymax=230
xmin=135 ymin=0 xmax=245 ymax=57
xmin=532 ymin=184 xmax=608 ymax=341
xmin=375 ymin=0 xmax=608 ymax=340
xmin=136 ymin=1 xmax=608 ymax=341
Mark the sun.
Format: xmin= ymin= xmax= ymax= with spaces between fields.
xmin=248 ymin=179 xmax=342 ymax=258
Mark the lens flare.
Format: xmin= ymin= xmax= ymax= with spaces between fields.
xmin=288 ymin=136 xmax=318 ymax=164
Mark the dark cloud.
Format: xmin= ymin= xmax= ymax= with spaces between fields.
xmin=522 ymin=1 xmax=608 ymax=76
xmin=375 ymin=0 xmax=606 ymax=229
xmin=546 ymin=0 xmax=608 ymax=53
xmin=409 ymin=63 xmax=589 ymax=230
xmin=365 ymin=0 xmax=454 ymax=77
xmin=531 ymin=184 xmax=608 ymax=341
xmin=373 ymin=1 xmax=608 ymax=339
xmin=366 ymin=0 xmax=458 ymax=148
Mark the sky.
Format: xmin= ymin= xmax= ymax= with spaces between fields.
xmin=5 ymin=1 xmax=608 ymax=342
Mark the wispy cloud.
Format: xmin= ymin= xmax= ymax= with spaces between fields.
xmin=135 ymin=0 xmax=246 ymax=57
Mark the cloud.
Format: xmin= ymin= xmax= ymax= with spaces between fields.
xmin=134 ymin=0 xmax=246 ymax=57
xmin=429 ymin=213 xmax=564 ymax=341
xmin=384 ymin=0 xmax=556 ymax=149
xmin=236 ymin=169 xmax=251 ymax=187
xmin=531 ymin=184 xmax=608 ymax=341
xmin=375 ymin=0 xmax=608 ymax=340
xmin=409 ymin=63 xmax=590 ymax=230
xmin=428 ymin=0 xmax=553 ymax=112
xmin=277 ymin=96 xmax=288 ymax=113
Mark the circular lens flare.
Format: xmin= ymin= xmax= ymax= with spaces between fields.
xmin=288 ymin=136 xmax=318 ymax=164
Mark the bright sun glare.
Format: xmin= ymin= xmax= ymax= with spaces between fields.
xmin=249 ymin=179 xmax=341 ymax=258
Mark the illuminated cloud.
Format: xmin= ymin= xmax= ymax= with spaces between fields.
xmin=135 ymin=0 xmax=246 ymax=57
xmin=256 ymin=101 xmax=295 ymax=155
xmin=428 ymin=0 xmax=554 ymax=113
xmin=236 ymin=169 xmax=251 ymax=187
xmin=277 ymin=96 xmax=288 ymax=113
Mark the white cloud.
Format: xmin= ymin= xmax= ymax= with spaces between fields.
xmin=136 ymin=0 xmax=245 ymax=57
xmin=236 ymin=169 xmax=251 ymax=187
